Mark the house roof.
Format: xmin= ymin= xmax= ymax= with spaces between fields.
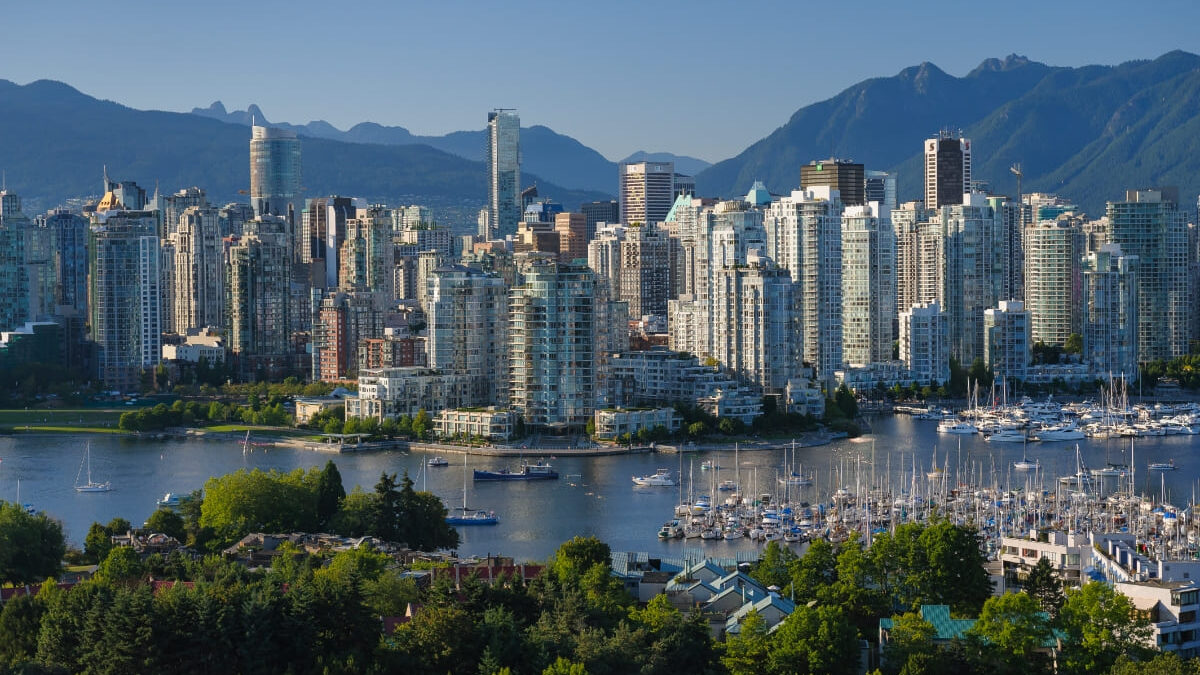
xmin=880 ymin=605 xmax=975 ymax=641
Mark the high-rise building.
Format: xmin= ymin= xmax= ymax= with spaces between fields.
xmin=1024 ymin=216 xmax=1083 ymax=347
xmin=89 ymin=209 xmax=161 ymax=392
xmin=339 ymin=207 xmax=394 ymax=297
xmin=555 ymin=212 xmax=588 ymax=263
xmin=486 ymin=109 xmax=521 ymax=240
xmin=865 ymin=170 xmax=898 ymax=210
xmin=508 ymin=256 xmax=595 ymax=431
xmin=587 ymin=224 xmax=625 ymax=296
xmin=299 ymin=196 xmax=354 ymax=287
xmin=314 ymin=291 xmax=382 ymax=381
xmin=619 ymin=161 xmax=674 ymax=226
xmin=841 ymin=203 xmax=896 ymax=367
xmin=581 ymin=200 xmax=620 ymax=241
xmin=1083 ymin=244 xmax=1139 ymax=381
xmin=708 ymin=251 xmax=798 ymax=392
xmin=800 ymin=159 xmax=864 ymax=206
xmin=900 ymin=301 xmax=949 ymax=386
xmin=0 ymin=189 xmax=30 ymax=332
xmin=250 ymin=125 xmax=301 ymax=220
xmin=34 ymin=208 xmax=89 ymax=317
xmin=227 ymin=217 xmax=292 ymax=379
xmin=892 ymin=202 xmax=928 ymax=324
xmin=1104 ymin=189 xmax=1191 ymax=361
xmin=763 ymin=186 xmax=843 ymax=380
xmin=218 ymin=203 xmax=255 ymax=238
xmin=427 ymin=265 xmax=508 ymax=406
xmin=989 ymin=196 xmax=1024 ymax=304
xmin=170 ymin=206 xmax=224 ymax=333
xmin=936 ymin=193 xmax=996 ymax=365
xmin=923 ymin=132 xmax=972 ymax=210
xmin=619 ymin=224 xmax=672 ymax=319
xmin=162 ymin=187 xmax=208 ymax=238
xmin=984 ymin=301 xmax=1030 ymax=384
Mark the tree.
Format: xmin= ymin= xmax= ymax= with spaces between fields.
xmin=718 ymin=418 xmax=736 ymax=435
xmin=315 ymin=460 xmax=346 ymax=527
xmin=1107 ymin=652 xmax=1200 ymax=675
xmin=881 ymin=611 xmax=937 ymax=675
xmin=585 ymin=418 xmax=596 ymax=437
xmin=95 ymin=546 xmax=144 ymax=583
xmin=769 ymin=603 xmax=859 ymax=675
xmin=1064 ymin=333 xmax=1083 ymax=355
xmin=552 ymin=536 xmax=612 ymax=586
xmin=750 ymin=541 xmax=798 ymax=590
xmin=0 ymin=593 xmax=43 ymax=666
xmin=199 ymin=468 xmax=320 ymax=545
xmin=371 ymin=472 xmax=404 ymax=543
xmin=789 ymin=537 xmax=837 ymax=602
xmin=722 ymin=609 xmax=770 ymax=675
xmin=0 ymin=501 xmax=65 ymax=585
xmin=398 ymin=473 xmax=459 ymax=551
xmin=328 ymin=488 xmax=377 ymax=537
xmin=412 ymin=409 xmax=431 ymax=440
xmin=84 ymin=521 xmax=114 ymax=563
xmin=969 ymin=592 xmax=1051 ymax=660
xmin=543 ymin=657 xmax=589 ymax=675
xmin=687 ymin=421 xmax=706 ymax=437
xmin=144 ymin=508 xmax=186 ymax=542
xmin=1057 ymin=582 xmax=1153 ymax=675
xmin=1022 ymin=557 xmax=1065 ymax=618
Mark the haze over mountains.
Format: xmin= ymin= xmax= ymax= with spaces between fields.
xmin=192 ymin=102 xmax=712 ymax=194
xmin=2 ymin=51 xmax=1198 ymax=219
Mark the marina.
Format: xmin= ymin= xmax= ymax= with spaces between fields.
xmin=2 ymin=404 xmax=1200 ymax=561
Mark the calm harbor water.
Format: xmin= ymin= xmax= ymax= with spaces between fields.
xmin=1 ymin=415 xmax=1198 ymax=562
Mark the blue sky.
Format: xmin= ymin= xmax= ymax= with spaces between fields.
xmin=4 ymin=0 xmax=1197 ymax=162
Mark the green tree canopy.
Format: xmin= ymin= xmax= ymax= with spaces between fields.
xmin=0 ymin=501 xmax=65 ymax=586
xmin=1057 ymin=582 xmax=1153 ymax=675
xmin=968 ymin=591 xmax=1051 ymax=660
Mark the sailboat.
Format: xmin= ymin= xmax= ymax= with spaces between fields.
xmin=446 ymin=460 xmax=498 ymax=525
xmin=74 ymin=442 xmax=111 ymax=492
xmin=1013 ymin=437 xmax=1039 ymax=471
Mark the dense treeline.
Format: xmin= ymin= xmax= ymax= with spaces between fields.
xmin=118 ymin=395 xmax=291 ymax=431
xmin=0 ymin=519 xmax=1188 ymax=675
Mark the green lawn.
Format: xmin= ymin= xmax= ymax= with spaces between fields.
xmin=204 ymin=425 xmax=308 ymax=438
xmin=13 ymin=425 xmax=128 ymax=434
xmin=0 ymin=409 xmax=123 ymax=429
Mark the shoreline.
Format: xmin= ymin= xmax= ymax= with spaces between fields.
xmin=2 ymin=425 xmax=841 ymax=457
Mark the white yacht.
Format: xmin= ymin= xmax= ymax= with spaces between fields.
xmin=937 ymin=420 xmax=978 ymax=435
xmin=633 ymin=469 xmax=676 ymax=487
xmin=985 ymin=429 xmax=1028 ymax=443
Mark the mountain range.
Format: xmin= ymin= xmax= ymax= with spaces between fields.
xmin=3 ymin=51 xmax=1199 ymax=221
xmin=696 ymin=51 xmax=1200 ymax=216
xmin=0 ymin=80 xmax=611 ymax=220
xmin=191 ymin=102 xmax=712 ymax=193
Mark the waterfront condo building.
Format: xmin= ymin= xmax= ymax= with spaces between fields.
xmin=226 ymin=217 xmax=292 ymax=379
xmin=899 ymin=301 xmax=949 ymax=386
xmin=984 ymin=300 xmax=1031 ymax=384
xmin=486 ymin=109 xmax=521 ymax=239
xmin=619 ymin=161 xmax=674 ymax=226
xmin=1023 ymin=215 xmax=1083 ymax=348
xmin=708 ymin=251 xmax=799 ymax=393
xmin=841 ymin=203 xmax=896 ymax=367
xmin=0 ymin=190 xmax=30 ymax=332
xmin=923 ymin=132 xmax=972 ymax=210
xmin=249 ymin=125 xmax=301 ymax=221
xmin=508 ymin=256 xmax=595 ymax=431
xmin=89 ymin=208 xmax=162 ymax=392
xmin=1104 ymin=188 xmax=1191 ymax=361
xmin=1082 ymin=244 xmax=1139 ymax=381
xmin=763 ymin=186 xmax=843 ymax=381
xmin=426 ymin=264 xmax=509 ymax=407
xmin=170 ymin=206 xmax=224 ymax=334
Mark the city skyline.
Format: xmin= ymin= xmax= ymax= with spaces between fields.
xmin=2 ymin=1 xmax=1198 ymax=162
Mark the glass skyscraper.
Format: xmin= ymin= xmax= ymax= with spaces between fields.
xmin=250 ymin=125 xmax=301 ymax=221
xmin=486 ymin=109 xmax=520 ymax=240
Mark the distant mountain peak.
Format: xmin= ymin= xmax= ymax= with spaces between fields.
xmin=969 ymin=54 xmax=1036 ymax=76
xmin=196 ymin=100 xmax=227 ymax=115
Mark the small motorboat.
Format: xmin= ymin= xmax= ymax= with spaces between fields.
xmin=1149 ymin=459 xmax=1178 ymax=471
xmin=427 ymin=456 xmax=449 ymax=467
